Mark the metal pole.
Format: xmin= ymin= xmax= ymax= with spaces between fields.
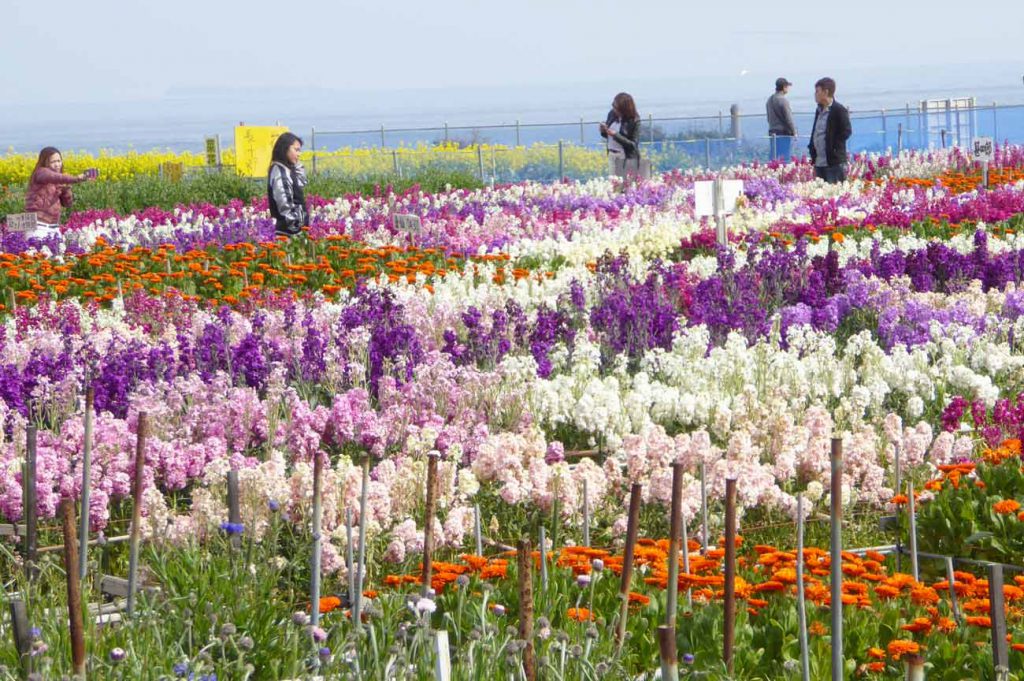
xmin=309 ymin=453 xmax=323 ymax=627
xmin=227 ymin=469 xmax=241 ymax=551
xmin=582 ymin=477 xmax=590 ymax=547
xmin=24 ymin=425 xmax=37 ymax=580
xmin=681 ymin=511 xmax=692 ymax=608
xmin=723 ymin=478 xmax=737 ymax=676
xmin=897 ymin=123 xmax=904 ymax=154
xmin=422 ymin=452 xmax=439 ymax=597
xmin=908 ymin=481 xmax=919 ymax=582
xmin=830 ymin=437 xmax=843 ymax=681
xmin=658 ymin=625 xmax=678 ymax=681
xmin=945 ymin=556 xmax=962 ymax=625
xmin=881 ymin=109 xmax=888 ymax=151
xmin=648 ymin=113 xmax=654 ymax=144
xmin=705 ymin=138 xmax=711 ymax=170
xmin=993 ymin=102 xmax=998 ymax=143
xmin=354 ymin=458 xmax=370 ymax=624
xmin=127 ymin=412 xmax=148 ymax=616
xmin=477 ymin=145 xmax=485 ymax=183
xmin=443 ymin=122 xmax=449 ymax=143
xmin=434 ymin=630 xmax=452 ymax=681
xmin=78 ymin=388 xmax=93 ymax=582
xmin=557 ymin=141 xmax=564 ymax=182
xmin=700 ymin=462 xmax=709 ymax=554
xmin=894 ymin=442 xmax=902 ymax=573
xmin=345 ymin=507 xmax=355 ymax=608
xmin=517 ymin=539 xmax=536 ymax=681
xmin=380 ymin=124 xmax=386 ymax=148
xmin=988 ymin=564 xmax=1010 ymax=681
xmin=474 ymin=504 xmax=483 ymax=556
xmin=515 ymin=119 xmax=521 ymax=147
xmin=796 ymin=495 xmax=811 ymax=681
xmin=579 ymin=117 xmax=585 ymax=145
xmin=538 ymin=525 xmax=548 ymax=592
xmin=392 ymin=149 xmax=400 ymax=177
xmin=666 ymin=463 xmax=684 ymax=628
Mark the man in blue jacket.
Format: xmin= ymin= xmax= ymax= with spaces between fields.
xmin=808 ymin=77 xmax=852 ymax=183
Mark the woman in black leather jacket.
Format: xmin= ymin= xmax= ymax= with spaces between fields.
xmin=599 ymin=92 xmax=641 ymax=160
xmin=267 ymin=132 xmax=309 ymax=238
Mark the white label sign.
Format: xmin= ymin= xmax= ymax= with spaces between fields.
xmin=694 ymin=180 xmax=744 ymax=217
xmin=972 ymin=137 xmax=994 ymax=163
xmin=5 ymin=213 xmax=37 ymax=233
xmin=394 ymin=214 xmax=422 ymax=234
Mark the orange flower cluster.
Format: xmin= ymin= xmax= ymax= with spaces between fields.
xmin=0 ymin=236 xmax=536 ymax=314
xmin=893 ymin=166 xmax=1024 ymax=195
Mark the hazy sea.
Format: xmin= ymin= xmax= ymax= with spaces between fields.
xmin=2 ymin=61 xmax=1023 ymax=154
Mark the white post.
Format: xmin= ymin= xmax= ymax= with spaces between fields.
xmin=796 ymin=495 xmax=810 ymax=681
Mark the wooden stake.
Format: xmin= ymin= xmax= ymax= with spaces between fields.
xmin=615 ymin=483 xmax=642 ymax=649
xmin=830 ymin=437 xmax=844 ymax=681
xmin=422 ymin=452 xmax=439 ymax=597
xmin=516 ymin=539 xmax=536 ymax=681
xmin=126 ymin=412 xmax=148 ymax=616
xmin=666 ymin=462 xmax=684 ymax=628
xmin=60 ymin=498 xmax=86 ymax=677
xmin=723 ymin=478 xmax=737 ymax=675
xmin=78 ymin=387 xmax=94 ymax=582
xmin=310 ymin=453 xmax=324 ymax=627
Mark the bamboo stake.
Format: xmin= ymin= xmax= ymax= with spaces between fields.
xmin=421 ymin=453 xmax=439 ymax=597
xmin=615 ymin=483 xmax=642 ymax=650
xmin=60 ymin=498 xmax=86 ymax=678
xmin=354 ymin=458 xmax=370 ymax=626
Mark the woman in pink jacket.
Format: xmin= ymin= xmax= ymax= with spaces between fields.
xmin=24 ymin=147 xmax=94 ymax=238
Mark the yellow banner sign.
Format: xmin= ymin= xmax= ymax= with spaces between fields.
xmin=234 ymin=126 xmax=288 ymax=177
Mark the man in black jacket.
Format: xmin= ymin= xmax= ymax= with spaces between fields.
xmin=808 ymin=77 xmax=852 ymax=183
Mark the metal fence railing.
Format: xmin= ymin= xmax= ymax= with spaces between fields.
xmin=300 ymin=101 xmax=1024 ymax=184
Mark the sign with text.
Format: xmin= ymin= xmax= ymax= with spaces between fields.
xmin=694 ymin=180 xmax=744 ymax=217
xmin=205 ymin=135 xmax=222 ymax=166
xmin=972 ymin=137 xmax=994 ymax=163
xmin=5 ymin=213 xmax=37 ymax=233
xmin=235 ymin=126 xmax=288 ymax=177
xmin=394 ymin=214 xmax=422 ymax=234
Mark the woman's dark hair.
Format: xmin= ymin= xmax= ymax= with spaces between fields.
xmin=270 ymin=132 xmax=303 ymax=169
xmin=612 ymin=93 xmax=639 ymax=122
xmin=35 ymin=147 xmax=62 ymax=170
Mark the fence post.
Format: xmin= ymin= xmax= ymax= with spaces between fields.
xmin=579 ymin=117 xmax=585 ymax=145
xmin=941 ymin=129 xmax=947 ymax=149
xmin=830 ymin=437 xmax=844 ymax=681
xmin=78 ymin=387 xmax=94 ymax=582
xmin=582 ymin=477 xmax=590 ymax=547
xmin=705 ymin=138 xmax=712 ymax=170
xmin=515 ymin=119 xmax=521 ymax=147
xmin=474 ymin=504 xmax=483 ymax=556
xmin=443 ymin=122 xmax=449 ymax=143
xmin=422 ymin=452 xmax=439 ymax=597
xmin=796 ymin=495 xmax=810 ymax=681
xmin=988 ymin=564 xmax=1009 ymax=680
xmin=993 ymin=102 xmax=999 ymax=143
xmin=227 ymin=469 xmax=241 ymax=551
xmin=354 ymin=458 xmax=371 ymax=626
xmin=380 ymin=124 xmax=386 ymax=149
xmin=897 ymin=123 xmax=904 ymax=155
xmin=9 ymin=598 xmax=31 ymax=677
xmin=881 ymin=109 xmax=888 ymax=151
xmin=700 ymin=462 xmax=709 ymax=554
xmin=557 ymin=141 xmax=564 ymax=182
xmin=477 ymin=145 xmax=485 ymax=183
xmin=730 ymin=104 xmax=742 ymax=141
xmin=345 ymin=507 xmax=355 ymax=608
xmin=393 ymin=149 xmax=401 ymax=179
xmin=718 ymin=110 xmax=724 ymax=136
xmin=907 ymin=481 xmax=919 ymax=582
xmin=666 ymin=463 xmax=684 ymax=629
xmin=649 ymin=113 xmax=654 ymax=144
xmin=311 ymin=127 xmax=317 ymax=176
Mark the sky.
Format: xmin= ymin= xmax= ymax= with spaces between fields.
xmin=3 ymin=0 xmax=1023 ymax=104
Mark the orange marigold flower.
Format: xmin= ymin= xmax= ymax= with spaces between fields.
xmin=865 ymin=662 xmax=886 ymax=673
xmin=874 ymin=585 xmax=900 ymax=600
xmin=900 ymin=618 xmax=933 ymax=634
xmin=1012 ymin=643 xmax=1024 ymax=653
xmin=937 ymin=617 xmax=957 ymax=633
xmin=318 ymin=596 xmax=342 ymax=614
xmin=890 ymin=494 xmax=909 ymax=505
xmin=993 ymin=499 xmax=1022 ymax=515
xmin=755 ymin=580 xmax=786 ymax=593
xmin=809 ymin=621 xmax=828 ymax=636
xmin=966 ymin=616 xmax=992 ymax=628
xmin=867 ymin=647 xmax=886 ymax=660
xmin=628 ymin=592 xmax=651 ymax=606
xmin=567 ymin=607 xmax=594 ymax=622
xmin=887 ymin=639 xmax=921 ymax=660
